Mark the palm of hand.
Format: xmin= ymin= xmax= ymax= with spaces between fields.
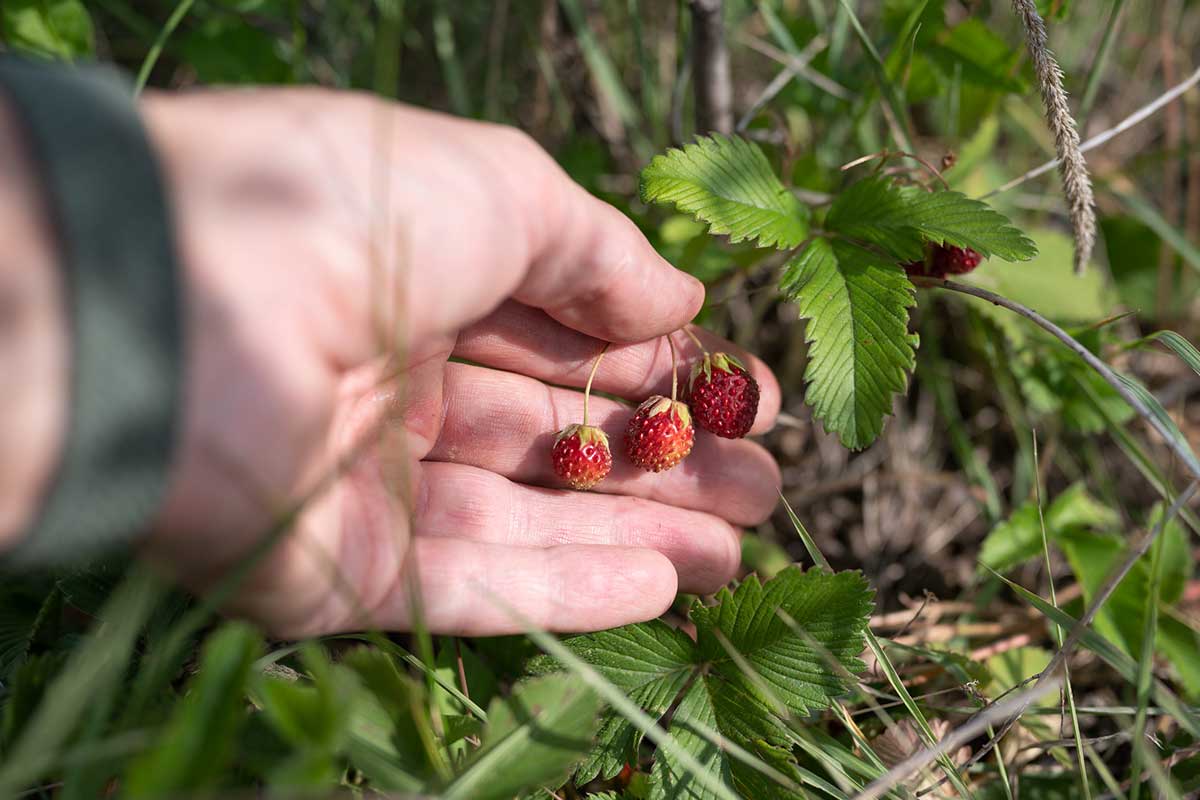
xmin=142 ymin=90 xmax=782 ymax=637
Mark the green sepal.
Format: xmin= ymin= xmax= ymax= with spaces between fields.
xmin=555 ymin=423 xmax=610 ymax=448
xmin=687 ymin=352 xmax=746 ymax=393
xmin=635 ymin=396 xmax=692 ymax=428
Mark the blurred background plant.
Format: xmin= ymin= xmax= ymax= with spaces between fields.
xmin=2 ymin=0 xmax=1200 ymax=797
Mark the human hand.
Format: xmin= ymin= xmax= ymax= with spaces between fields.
xmin=139 ymin=89 xmax=782 ymax=637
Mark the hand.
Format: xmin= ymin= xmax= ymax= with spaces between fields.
xmin=139 ymin=89 xmax=782 ymax=637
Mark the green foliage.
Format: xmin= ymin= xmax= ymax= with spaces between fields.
xmin=780 ymin=238 xmax=918 ymax=449
xmin=1057 ymin=509 xmax=1200 ymax=698
xmin=638 ymin=134 xmax=1038 ymax=450
xmin=979 ymin=483 xmax=1119 ymax=573
xmin=530 ymin=568 xmax=874 ymax=797
xmin=0 ymin=0 xmax=94 ymax=59
xmin=124 ymin=623 xmax=262 ymax=795
xmin=824 ymin=177 xmax=1037 ymax=263
xmin=443 ymin=675 xmax=601 ymax=800
xmin=639 ymin=135 xmax=810 ymax=249
xmin=966 ymin=229 xmax=1116 ymax=330
xmin=987 ymin=487 xmax=1200 ymax=701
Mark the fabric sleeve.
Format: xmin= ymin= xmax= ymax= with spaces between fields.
xmin=0 ymin=57 xmax=183 ymax=568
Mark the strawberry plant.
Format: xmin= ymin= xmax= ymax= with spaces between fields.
xmin=642 ymin=137 xmax=1037 ymax=450
xmin=4 ymin=3 xmax=1200 ymax=800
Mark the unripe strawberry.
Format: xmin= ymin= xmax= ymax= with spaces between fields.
xmin=687 ymin=352 xmax=759 ymax=439
xmin=552 ymin=424 xmax=612 ymax=490
xmin=625 ymin=396 xmax=694 ymax=472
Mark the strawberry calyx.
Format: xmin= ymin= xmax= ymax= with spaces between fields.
xmin=688 ymin=351 xmax=747 ymax=393
xmin=554 ymin=423 xmax=609 ymax=447
xmin=636 ymin=395 xmax=691 ymax=428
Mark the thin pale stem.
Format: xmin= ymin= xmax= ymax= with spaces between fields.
xmin=983 ymin=64 xmax=1200 ymax=199
xmin=840 ymin=149 xmax=950 ymax=190
xmin=668 ymin=334 xmax=679 ymax=402
xmin=681 ymin=325 xmax=709 ymax=355
xmin=582 ymin=342 xmax=609 ymax=427
xmin=913 ymin=277 xmax=1200 ymax=483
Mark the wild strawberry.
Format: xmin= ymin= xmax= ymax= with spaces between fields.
xmin=902 ymin=244 xmax=983 ymax=279
xmin=687 ymin=352 xmax=759 ymax=438
xmin=551 ymin=343 xmax=611 ymax=490
xmin=552 ymin=424 xmax=612 ymax=489
xmin=625 ymin=396 xmax=694 ymax=472
xmin=932 ymin=244 xmax=982 ymax=275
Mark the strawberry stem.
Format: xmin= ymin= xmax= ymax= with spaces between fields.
xmin=680 ymin=325 xmax=709 ymax=356
xmin=582 ymin=342 xmax=609 ymax=427
xmin=667 ymin=334 xmax=679 ymax=402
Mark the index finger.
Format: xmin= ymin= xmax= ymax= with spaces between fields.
xmin=386 ymin=107 xmax=705 ymax=342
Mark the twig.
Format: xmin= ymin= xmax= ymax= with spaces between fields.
xmin=841 ymin=149 xmax=950 ymax=190
xmin=984 ymin=64 xmax=1200 ymax=199
xmin=689 ymin=0 xmax=733 ymax=135
xmin=919 ymin=484 xmax=1198 ymax=797
xmin=915 ymin=278 xmax=1200 ymax=482
xmin=739 ymin=34 xmax=854 ymax=101
xmin=1010 ymin=0 xmax=1096 ymax=273
xmin=857 ymin=674 xmax=1064 ymax=800
xmin=736 ymin=35 xmax=827 ymax=131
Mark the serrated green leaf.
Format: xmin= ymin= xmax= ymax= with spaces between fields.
xmin=781 ymin=238 xmax=917 ymax=449
xmin=649 ymin=680 xmax=803 ymax=800
xmin=825 ymin=177 xmax=1037 ymax=262
xmin=640 ymin=134 xmax=809 ymax=249
xmin=443 ymin=675 xmax=600 ymax=800
xmin=692 ymin=568 xmax=873 ymax=714
xmin=652 ymin=568 xmax=873 ymax=800
xmin=124 ymin=623 xmax=262 ymax=796
xmin=530 ymin=620 xmax=696 ymax=784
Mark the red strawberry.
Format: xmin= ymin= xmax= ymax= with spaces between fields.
xmin=688 ymin=352 xmax=759 ymax=438
xmin=552 ymin=424 xmax=612 ymax=490
xmin=902 ymin=244 xmax=983 ymax=279
xmin=932 ymin=244 xmax=983 ymax=275
xmin=624 ymin=396 xmax=694 ymax=472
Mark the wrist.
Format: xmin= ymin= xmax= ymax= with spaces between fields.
xmin=0 ymin=98 xmax=68 ymax=550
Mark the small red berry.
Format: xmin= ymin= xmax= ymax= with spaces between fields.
xmin=902 ymin=244 xmax=983 ymax=279
xmin=624 ymin=396 xmax=694 ymax=472
xmin=551 ymin=424 xmax=612 ymax=490
xmin=933 ymin=244 xmax=983 ymax=275
xmin=687 ymin=352 xmax=759 ymax=439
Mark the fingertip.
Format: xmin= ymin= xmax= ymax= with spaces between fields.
xmin=680 ymin=521 xmax=742 ymax=595
xmin=566 ymin=546 xmax=677 ymax=629
xmin=620 ymin=548 xmax=679 ymax=619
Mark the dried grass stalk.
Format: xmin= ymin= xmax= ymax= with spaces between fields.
xmin=1011 ymin=0 xmax=1096 ymax=274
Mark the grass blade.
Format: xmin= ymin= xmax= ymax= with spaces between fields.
xmin=836 ymin=0 xmax=915 ymax=151
xmin=781 ymin=494 xmax=975 ymax=798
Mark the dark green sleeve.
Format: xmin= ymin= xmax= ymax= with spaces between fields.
xmin=0 ymin=58 xmax=183 ymax=568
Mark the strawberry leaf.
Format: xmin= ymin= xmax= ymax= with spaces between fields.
xmin=780 ymin=238 xmax=918 ymax=450
xmin=529 ymin=620 xmax=696 ymax=784
xmin=652 ymin=568 xmax=873 ymax=800
xmin=639 ymin=134 xmax=809 ymax=249
xmin=825 ymin=176 xmax=1037 ymax=262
